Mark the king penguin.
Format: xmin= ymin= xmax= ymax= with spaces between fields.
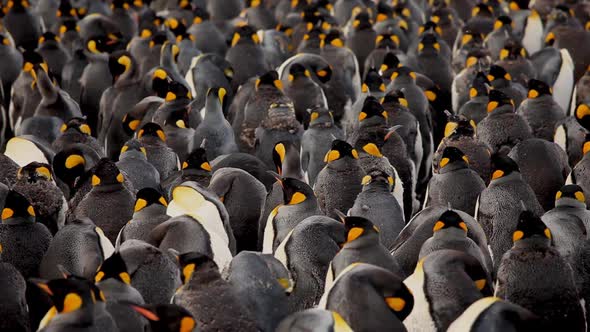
xmin=275 ymin=309 xmax=353 ymax=332
xmin=128 ymin=303 xmax=197 ymax=332
xmin=517 ymin=79 xmax=566 ymax=140
xmin=117 ymin=187 xmax=171 ymax=246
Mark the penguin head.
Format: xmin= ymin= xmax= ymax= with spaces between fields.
xmin=508 ymin=0 xmax=530 ymax=11
xmin=5 ymin=0 xmax=32 ymax=13
xmin=513 ymin=210 xmax=551 ymax=244
xmin=324 ymin=140 xmax=359 ymax=163
xmin=120 ymin=139 xmax=148 ymax=158
xmin=137 ymin=122 xmax=167 ymax=143
xmin=33 ymin=278 xmax=95 ymax=314
xmin=498 ymin=39 xmax=527 ymax=60
xmin=165 ymin=109 xmax=190 ymax=131
xmin=351 ymin=11 xmax=373 ymax=31
xmin=133 ymin=187 xmax=168 ymax=213
xmin=91 ymin=158 xmax=125 ymax=187
xmin=382 ymin=90 xmax=409 ymax=109
xmin=111 ymin=0 xmax=131 ymax=11
xmin=58 ymin=19 xmax=80 ymax=38
xmin=380 ymin=53 xmax=401 ymax=78
xmin=130 ymin=303 xmax=196 ymax=332
xmin=288 ymin=63 xmax=311 ymax=82
xmin=469 ymin=72 xmax=490 ymax=99
xmin=490 ymin=154 xmax=519 ymax=181
xmin=165 ymin=18 xmax=191 ymax=43
xmin=255 ymin=70 xmax=283 ymax=91
xmin=376 ymin=1 xmax=394 ymax=22
xmin=38 ymin=32 xmax=61 ymax=46
xmin=487 ymin=65 xmax=511 ymax=84
xmin=53 ymin=146 xmax=95 ymax=190
xmin=192 ymin=6 xmax=211 ymax=24
xmin=320 ymin=29 xmax=345 ymax=48
xmin=375 ymin=33 xmax=401 ymax=49
xmin=108 ymin=50 xmax=135 ymax=83
xmin=206 ymin=87 xmax=228 ymax=109
xmin=56 ymin=0 xmax=75 ymax=18
xmin=94 ymin=252 xmax=131 ymax=285
xmin=526 ymin=79 xmax=551 ymax=99
xmin=555 ymin=184 xmax=586 ymax=205
xmin=419 ymin=21 xmax=443 ymax=38
xmin=230 ymin=25 xmax=260 ymax=47
xmin=358 ymin=96 xmax=388 ymax=126
xmin=417 ymin=33 xmax=441 ymax=55
xmin=278 ymin=177 xmax=314 ymax=205
xmin=60 ymin=117 xmax=92 ymax=136
xmin=151 ymin=67 xmax=170 ymax=98
xmin=493 ymin=15 xmax=513 ymax=31
xmin=487 ymin=89 xmax=514 ymax=113
xmin=0 ymin=33 xmax=11 ymax=47
xmin=471 ymin=3 xmax=494 ymax=17
xmin=21 ymin=50 xmax=48 ymax=82
xmin=464 ymin=49 xmax=492 ymax=69
xmin=430 ymin=8 xmax=455 ymax=26
xmin=433 ymin=210 xmax=468 ymax=233
xmin=182 ymin=148 xmax=211 ymax=173
xmin=458 ymin=29 xmax=484 ymax=49
xmin=85 ymin=35 xmax=115 ymax=54
xmin=340 ymin=215 xmax=380 ymax=244
xmin=17 ymin=162 xmax=53 ymax=183
xmin=439 ymin=146 xmax=469 ymax=169
xmin=272 ymin=141 xmax=299 ymax=176
xmin=575 ymin=104 xmax=590 ymax=131
xmin=583 ymin=133 xmax=590 ymax=155
xmin=148 ymin=31 xmax=170 ymax=50
xmin=308 ymin=106 xmax=334 ymax=127
xmin=178 ymin=252 xmax=218 ymax=284
xmin=362 ymin=68 xmax=386 ymax=95
xmin=361 ymin=169 xmax=395 ymax=191
xmin=390 ymin=66 xmax=417 ymax=83
xmin=2 ymin=190 xmax=35 ymax=223
xmin=164 ymin=80 xmax=192 ymax=103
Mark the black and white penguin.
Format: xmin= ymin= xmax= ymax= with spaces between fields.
xmin=117 ymin=187 xmax=170 ymax=246
xmin=458 ymin=72 xmax=490 ymax=124
xmin=137 ymin=122 xmax=180 ymax=182
xmin=495 ymin=210 xmax=585 ymax=331
xmin=0 ymin=251 xmax=29 ymax=332
xmin=283 ymin=63 xmax=328 ymax=127
xmin=116 ymin=139 xmax=161 ymax=192
xmin=543 ymin=184 xmax=590 ymax=237
xmin=486 ymin=64 xmax=527 ymax=107
xmin=162 ymin=147 xmax=211 ymax=197
xmin=517 ymin=79 xmax=565 ymax=140
xmin=52 ymin=117 xmax=103 ymax=157
xmin=225 ymin=25 xmax=270 ymax=90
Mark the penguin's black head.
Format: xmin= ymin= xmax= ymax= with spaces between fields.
xmin=206 ymin=87 xmax=228 ymax=107
xmin=498 ymin=39 xmax=527 ymax=60
xmin=351 ymin=11 xmax=373 ymax=31
xmin=325 ymin=140 xmax=359 ymax=163
xmin=121 ymin=112 xmax=142 ymax=136
xmin=38 ymin=32 xmax=61 ymax=46
xmin=256 ymin=70 xmax=282 ymax=91
xmin=361 ymin=169 xmax=395 ymax=190
xmin=464 ymin=49 xmax=491 ymax=69
xmin=526 ymin=79 xmax=551 ymax=99
xmin=575 ymin=104 xmax=590 ymax=131
xmin=192 ymin=6 xmax=210 ymax=24
xmin=151 ymin=67 xmax=170 ymax=98
xmin=178 ymin=252 xmax=217 ymax=284
xmin=312 ymin=63 xmax=332 ymax=84
xmin=358 ymin=139 xmax=384 ymax=158
xmin=490 ymin=154 xmax=519 ymax=181
xmin=230 ymin=25 xmax=259 ymax=47
xmin=91 ymin=158 xmax=125 ymax=187
xmin=430 ymin=8 xmax=455 ymax=26
xmin=165 ymin=80 xmax=192 ymax=102
xmin=302 ymin=26 xmax=325 ymax=44
xmin=56 ymin=0 xmax=75 ymax=18
xmin=487 ymin=89 xmax=514 ymax=112
xmin=165 ymin=109 xmax=190 ymax=130
xmin=5 ymin=0 xmax=31 ymax=13
xmin=308 ymin=107 xmax=334 ymax=127
xmin=279 ymin=177 xmax=314 ymax=205
xmin=439 ymin=146 xmax=469 ymax=169
xmin=94 ymin=252 xmax=131 ymax=284
xmin=59 ymin=19 xmax=80 ymax=37
xmin=359 ymin=96 xmax=388 ymax=124
xmin=273 ymin=141 xmax=295 ymax=176
xmin=2 ymin=190 xmax=35 ymax=223
xmin=60 ymin=117 xmax=92 ymax=136
xmin=177 ymin=0 xmax=191 ymax=10
xmin=362 ymin=68 xmax=386 ymax=94
xmin=0 ymin=34 xmax=11 ymax=47
xmin=341 ymin=216 xmax=379 ymax=243
xmin=245 ymin=0 xmax=262 ymax=7
xmin=469 ymin=72 xmax=490 ymax=98
xmin=419 ymin=21 xmax=443 ymax=37
xmin=138 ymin=122 xmax=167 ymax=142
xmin=556 ymin=184 xmax=586 ymax=204
xmin=508 ymin=0 xmax=529 ymax=11
xmin=33 ymin=278 xmax=95 ymax=314
xmin=182 ymin=148 xmax=210 ymax=172
xmin=390 ymin=66 xmax=416 ymax=82
xmin=133 ymin=187 xmax=168 ymax=213
xmin=417 ymin=33 xmax=441 ymax=54
xmin=433 ymin=210 xmax=468 ymax=233
xmin=382 ymin=90 xmax=409 ymax=109
xmin=111 ymin=0 xmax=131 ymax=10
xmin=130 ymin=303 xmax=196 ymax=332
xmin=85 ymin=35 xmax=108 ymax=54
xmin=380 ymin=52 xmax=401 ymax=80
xmin=375 ymin=33 xmax=401 ymax=49
xmin=493 ymin=15 xmax=513 ymax=30
xmin=513 ymin=210 xmax=551 ymax=243
xmin=393 ymin=2 xmax=413 ymax=21
xmin=446 ymin=115 xmax=477 ymax=138
xmin=120 ymin=139 xmax=147 ymax=157
xmin=487 ymin=65 xmax=511 ymax=83
xmin=321 ymin=29 xmax=345 ymax=48
xmin=376 ymin=1 xmax=393 ymax=22
xmin=21 ymin=50 xmax=46 ymax=74
xmin=458 ymin=29 xmax=484 ymax=48
xmin=53 ymin=147 xmax=93 ymax=189
xmin=165 ymin=18 xmax=191 ymax=42
xmin=288 ymin=63 xmax=311 ymax=82
xmin=108 ymin=50 xmax=134 ymax=83
xmin=17 ymin=162 xmax=53 ymax=183
xmin=471 ymin=3 xmax=493 ymax=17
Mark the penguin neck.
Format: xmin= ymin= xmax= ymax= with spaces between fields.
xmin=280 ymin=158 xmax=304 ymax=181
xmin=489 ymin=171 xmax=522 ymax=186
xmin=2 ymin=216 xmax=35 ymax=225
xmin=309 ymin=119 xmax=334 ymax=129
xmin=115 ymin=67 xmax=139 ymax=88
xmin=488 ymin=105 xmax=514 ymax=116
xmin=85 ymin=51 xmax=108 ymax=62
xmin=433 ymin=228 xmax=467 ymax=240
xmin=513 ymin=237 xmax=551 ymax=250
xmin=186 ymin=266 xmax=221 ymax=287
xmin=342 ymin=233 xmax=380 ymax=249
xmin=92 ymin=183 xmax=125 ymax=193
xmin=363 ymin=181 xmax=391 ymax=194
xmin=139 ymin=136 xmax=166 ymax=147
xmin=327 ymin=157 xmax=359 ymax=172
xmin=556 ymin=198 xmax=586 ymax=209
xmin=491 ymin=79 xmax=510 ymax=88
xmin=203 ymin=101 xmax=225 ymax=123
xmin=134 ymin=204 xmax=167 ymax=219
xmin=439 ymin=162 xmax=468 ymax=174
xmin=470 ymin=95 xmax=488 ymax=103
xmin=120 ymin=151 xmax=148 ymax=161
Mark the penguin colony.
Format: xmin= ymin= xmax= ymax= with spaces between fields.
xmin=1 ymin=0 xmax=590 ymax=331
